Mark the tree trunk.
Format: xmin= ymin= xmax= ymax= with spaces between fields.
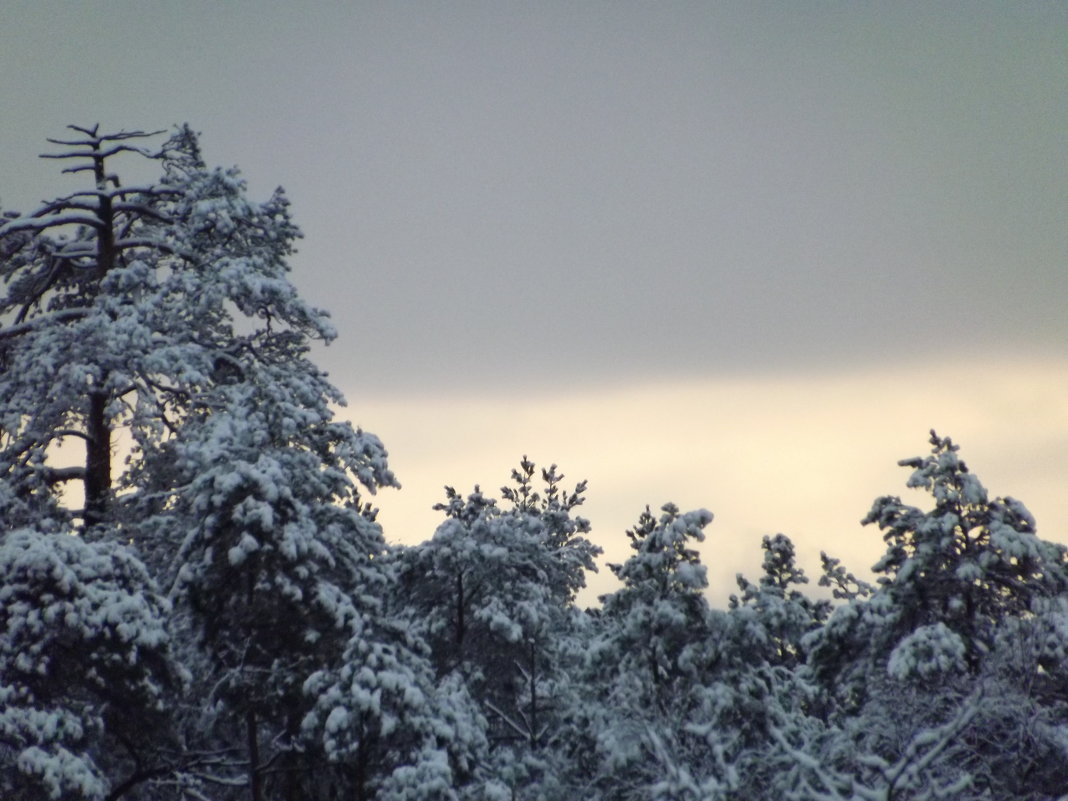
xmin=455 ymin=572 xmax=466 ymax=666
xmin=352 ymin=736 xmax=369 ymax=801
xmin=246 ymin=708 xmax=263 ymax=801
xmin=83 ymin=135 xmax=115 ymax=531
xmin=84 ymin=388 xmax=111 ymax=529
xmin=528 ymin=637 xmax=538 ymax=747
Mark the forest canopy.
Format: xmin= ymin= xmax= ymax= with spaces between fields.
xmin=1 ymin=126 xmax=1066 ymax=801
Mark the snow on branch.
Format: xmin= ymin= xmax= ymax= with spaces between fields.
xmin=45 ymin=125 xmax=167 ymax=146
xmin=0 ymin=211 xmax=105 ymax=235
xmin=0 ymin=308 xmax=90 ymax=341
xmin=772 ymin=685 xmax=983 ymax=801
xmin=40 ymin=143 xmax=162 ymax=164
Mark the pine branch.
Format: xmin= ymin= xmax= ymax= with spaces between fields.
xmin=42 ymin=465 xmax=87 ymax=485
xmin=0 ymin=211 xmax=106 ymax=234
xmin=0 ymin=308 xmax=90 ymax=340
xmin=45 ymin=127 xmax=166 ymax=147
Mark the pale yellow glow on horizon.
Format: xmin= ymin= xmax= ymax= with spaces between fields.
xmin=343 ymin=358 xmax=1068 ymax=607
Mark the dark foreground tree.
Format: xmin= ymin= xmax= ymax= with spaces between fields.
xmin=0 ymin=125 xmax=398 ymax=800
xmin=0 ymin=529 xmax=176 ymax=801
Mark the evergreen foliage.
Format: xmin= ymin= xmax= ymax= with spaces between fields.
xmin=2 ymin=127 xmax=1066 ymax=800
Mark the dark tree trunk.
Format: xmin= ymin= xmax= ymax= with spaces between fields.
xmin=82 ymin=135 xmax=116 ymax=531
xmin=528 ymin=637 xmax=538 ymax=747
xmin=247 ymin=708 xmax=263 ymax=801
xmin=84 ymin=388 xmax=111 ymax=529
xmin=351 ymin=736 xmax=370 ymax=801
xmin=455 ymin=572 xmax=466 ymax=656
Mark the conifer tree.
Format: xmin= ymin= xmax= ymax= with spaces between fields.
xmin=0 ymin=125 xmax=398 ymax=800
xmin=576 ymin=504 xmax=723 ymax=799
xmin=809 ymin=431 xmax=1068 ymax=699
xmin=798 ymin=432 xmax=1068 ymax=801
xmin=395 ymin=459 xmax=600 ymax=796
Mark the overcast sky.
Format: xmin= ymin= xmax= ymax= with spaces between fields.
xmin=3 ymin=2 xmax=1066 ymax=602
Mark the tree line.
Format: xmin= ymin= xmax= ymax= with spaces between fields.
xmin=1 ymin=126 xmax=1066 ymax=800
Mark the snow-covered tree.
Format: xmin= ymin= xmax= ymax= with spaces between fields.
xmin=395 ymin=459 xmax=600 ymax=796
xmin=767 ymin=684 xmax=980 ymax=801
xmin=809 ymin=431 xmax=1068 ymax=702
xmin=0 ymin=125 xmax=191 ymax=531
xmin=569 ymin=504 xmax=727 ymax=800
xmin=598 ymin=503 xmax=714 ymax=705
xmin=151 ymin=376 xmax=395 ymax=800
xmin=730 ymin=533 xmax=830 ymax=669
xmin=0 ymin=124 xmax=394 ymax=539
xmin=0 ymin=125 xmax=398 ymax=801
xmin=301 ymin=615 xmax=490 ymax=801
xmin=0 ymin=528 xmax=176 ymax=801
xmin=693 ymin=533 xmax=833 ymax=799
xmin=865 ymin=431 xmax=1067 ymax=661
xmin=961 ymin=597 xmax=1068 ymax=799
xmin=798 ymin=432 xmax=1068 ymax=801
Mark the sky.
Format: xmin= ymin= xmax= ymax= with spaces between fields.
xmin=2 ymin=2 xmax=1066 ymax=604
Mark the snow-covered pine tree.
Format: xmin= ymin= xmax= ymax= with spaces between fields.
xmin=153 ymin=376 xmax=397 ymax=801
xmin=0 ymin=126 xmax=178 ymax=532
xmin=0 ymin=124 xmax=395 ymax=532
xmin=0 ymin=125 xmax=399 ymax=800
xmin=696 ymin=533 xmax=832 ymax=800
xmin=809 ymin=431 xmax=1068 ymax=700
xmin=799 ymin=432 xmax=1068 ymax=801
xmin=395 ymin=458 xmax=601 ymax=797
xmin=0 ymin=529 xmax=177 ymax=801
xmin=301 ymin=609 xmax=491 ymax=801
xmin=0 ymin=126 xmax=196 ymax=801
xmin=573 ymin=503 xmax=728 ymax=800
xmin=867 ymin=431 xmax=1067 ymax=662
xmin=729 ymin=533 xmax=830 ymax=669
xmin=598 ymin=503 xmax=714 ymax=707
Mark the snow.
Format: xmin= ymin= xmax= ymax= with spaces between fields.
xmin=887 ymin=623 xmax=967 ymax=680
xmin=6 ymin=126 xmax=1068 ymax=800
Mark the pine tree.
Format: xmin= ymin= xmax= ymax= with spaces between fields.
xmin=576 ymin=504 xmax=725 ymax=800
xmin=866 ymin=431 xmax=1067 ymax=663
xmin=395 ymin=459 xmax=600 ymax=796
xmin=599 ymin=503 xmax=714 ymax=707
xmin=730 ymin=533 xmax=830 ymax=669
xmin=155 ymin=378 xmax=396 ymax=800
xmin=0 ymin=125 xmax=398 ymax=800
xmin=0 ymin=529 xmax=176 ymax=800
xmin=799 ymin=432 xmax=1068 ymax=801
xmin=809 ymin=431 xmax=1068 ymax=699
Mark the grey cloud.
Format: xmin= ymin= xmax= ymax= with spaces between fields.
xmin=2 ymin=2 xmax=1066 ymax=391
